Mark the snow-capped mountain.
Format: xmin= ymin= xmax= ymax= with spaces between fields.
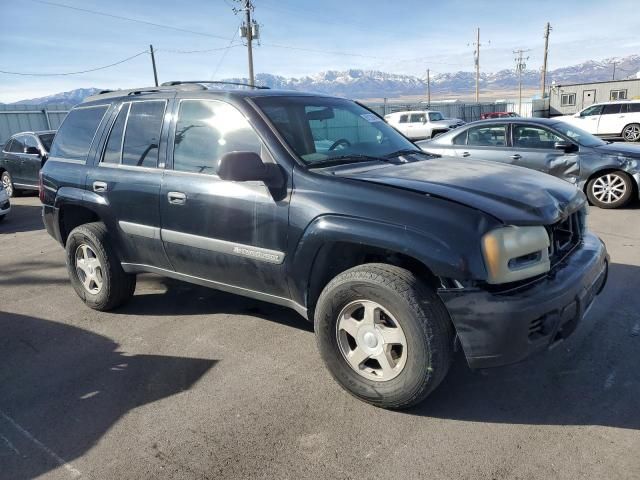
xmin=10 ymin=55 xmax=640 ymax=104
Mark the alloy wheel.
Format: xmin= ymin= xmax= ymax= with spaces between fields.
xmin=75 ymin=244 xmax=104 ymax=294
xmin=592 ymin=173 xmax=627 ymax=205
xmin=336 ymin=300 xmax=408 ymax=381
xmin=623 ymin=124 xmax=640 ymax=142
xmin=1 ymin=174 xmax=13 ymax=197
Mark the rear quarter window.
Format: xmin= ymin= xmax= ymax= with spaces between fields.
xmin=49 ymin=105 xmax=108 ymax=160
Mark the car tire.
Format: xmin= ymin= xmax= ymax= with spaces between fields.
xmin=65 ymin=221 xmax=136 ymax=311
xmin=622 ymin=123 xmax=640 ymax=142
xmin=1 ymin=171 xmax=17 ymax=197
xmin=314 ymin=263 xmax=454 ymax=409
xmin=586 ymin=171 xmax=634 ymax=209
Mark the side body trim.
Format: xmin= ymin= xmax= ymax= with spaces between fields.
xmin=118 ymin=221 xmax=160 ymax=239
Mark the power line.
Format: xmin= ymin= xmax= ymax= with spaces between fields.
xmin=211 ymin=30 xmax=241 ymax=80
xmin=30 ymin=0 xmax=232 ymax=40
xmin=0 ymin=50 xmax=149 ymax=76
xmin=158 ymin=44 xmax=243 ymax=54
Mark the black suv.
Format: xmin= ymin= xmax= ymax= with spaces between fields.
xmin=41 ymin=82 xmax=608 ymax=408
xmin=1 ymin=130 xmax=55 ymax=196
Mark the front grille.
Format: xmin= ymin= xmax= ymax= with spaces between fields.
xmin=546 ymin=210 xmax=585 ymax=266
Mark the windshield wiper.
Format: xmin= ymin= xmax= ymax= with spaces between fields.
xmin=384 ymin=148 xmax=425 ymax=158
xmin=307 ymin=154 xmax=388 ymax=168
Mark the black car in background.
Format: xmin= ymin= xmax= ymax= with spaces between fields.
xmin=1 ymin=130 xmax=55 ymax=197
xmin=417 ymin=118 xmax=640 ymax=209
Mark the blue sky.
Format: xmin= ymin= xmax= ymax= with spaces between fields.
xmin=1 ymin=0 xmax=638 ymax=102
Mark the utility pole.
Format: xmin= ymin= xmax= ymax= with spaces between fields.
xmin=514 ymin=49 xmax=530 ymax=115
xmin=237 ymin=0 xmax=258 ymax=86
xmin=473 ymin=28 xmax=480 ymax=103
xmin=149 ymin=44 xmax=158 ymax=87
xmin=540 ymin=22 xmax=551 ymax=99
xmin=426 ymin=68 xmax=431 ymax=106
xmin=612 ymin=62 xmax=617 ymax=81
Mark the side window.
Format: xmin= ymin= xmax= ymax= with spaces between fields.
xmin=409 ymin=113 xmax=425 ymax=123
xmin=398 ymin=115 xmax=408 ymax=124
xmin=602 ymin=104 xmax=622 ymax=115
xmin=466 ymin=125 xmax=507 ymax=147
xmin=513 ymin=125 xmax=563 ymax=149
xmin=101 ymin=103 xmax=130 ymax=164
xmin=3 ymin=139 xmax=14 ymax=152
xmin=453 ymin=131 xmax=467 ymax=145
xmin=629 ymin=103 xmax=640 ymax=113
xmin=580 ymin=105 xmax=603 ymax=117
xmin=24 ymin=135 xmax=39 ymax=150
xmin=173 ymin=100 xmax=261 ymax=175
xmin=122 ymin=101 xmax=165 ymax=168
xmin=9 ymin=137 xmax=24 ymax=153
xmin=49 ymin=105 xmax=108 ymax=160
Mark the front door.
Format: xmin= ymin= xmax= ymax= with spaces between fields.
xmin=597 ymin=103 xmax=626 ymax=136
xmin=582 ymin=89 xmax=596 ymax=108
xmin=406 ymin=113 xmax=428 ymax=139
xmin=2 ymin=136 xmax=25 ymax=185
xmin=160 ymin=98 xmax=290 ymax=297
xmin=86 ymin=99 xmax=172 ymax=269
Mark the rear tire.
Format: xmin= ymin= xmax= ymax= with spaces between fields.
xmin=622 ymin=123 xmax=640 ymax=142
xmin=1 ymin=171 xmax=17 ymax=197
xmin=314 ymin=263 xmax=454 ymax=409
xmin=65 ymin=222 xmax=136 ymax=311
xmin=586 ymin=171 xmax=633 ymax=209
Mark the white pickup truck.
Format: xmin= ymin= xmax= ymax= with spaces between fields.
xmin=384 ymin=110 xmax=465 ymax=140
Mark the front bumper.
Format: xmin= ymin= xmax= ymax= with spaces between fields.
xmin=0 ymin=199 xmax=10 ymax=216
xmin=438 ymin=232 xmax=608 ymax=369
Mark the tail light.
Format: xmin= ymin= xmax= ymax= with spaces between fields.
xmin=39 ymin=171 xmax=45 ymax=203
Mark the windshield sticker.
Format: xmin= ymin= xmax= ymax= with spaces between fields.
xmin=360 ymin=113 xmax=382 ymax=123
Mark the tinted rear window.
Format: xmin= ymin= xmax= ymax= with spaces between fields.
xmin=121 ymin=101 xmax=165 ymax=168
xmin=49 ymin=105 xmax=108 ymax=160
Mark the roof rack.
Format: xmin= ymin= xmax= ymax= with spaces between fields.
xmin=161 ymin=80 xmax=270 ymax=90
xmin=84 ymin=84 xmax=207 ymax=102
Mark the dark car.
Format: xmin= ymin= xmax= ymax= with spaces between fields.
xmin=0 ymin=130 xmax=55 ymax=197
xmin=417 ymin=118 xmax=640 ymax=209
xmin=40 ymin=82 xmax=608 ymax=409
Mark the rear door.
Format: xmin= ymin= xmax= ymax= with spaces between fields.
xmin=510 ymin=124 xmax=579 ymax=179
xmin=4 ymin=136 xmax=26 ymax=184
xmin=452 ymin=123 xmax=515 ymax=163
xmin=597 ymin=103 xmax=625 ymax=136
xmin=87 ymin=99 xmax=172 ymax=269
xmin=160 ymin=98 xmax=290 ymax=297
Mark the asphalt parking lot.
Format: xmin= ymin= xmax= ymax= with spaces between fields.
xmin=1 ymin=196 xmax=639 ymax=480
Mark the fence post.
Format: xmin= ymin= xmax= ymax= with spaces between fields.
xmin=43 ymin=108 xmax=51 ymax=130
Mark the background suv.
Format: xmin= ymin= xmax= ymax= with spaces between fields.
xmin=557 ymin=100 xmax=640 ymax=142
xmin=0 ymin=130 xmax=55 ymax=196
xmin=384 ymin=110 xmax=464 ymax=139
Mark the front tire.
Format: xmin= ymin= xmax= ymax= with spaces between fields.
xmin=65 ymin=222 xmax=136 ymax=311
xmin=622 ymin=123 xmax=640 ymax=142
xmin=314 ymin=263 xmax=454 ymax=409
xmin=1 ymin=171 xmax=17 ymax=197
xmin=586 ymin=171 xmax=633 ymax=209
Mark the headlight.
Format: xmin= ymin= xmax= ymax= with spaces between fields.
xmin=482 ymin=226 xmax=550 ymax=284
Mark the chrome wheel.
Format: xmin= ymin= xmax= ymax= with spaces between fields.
xmin=592 ymin=173 xmax=627 ymax=204
xmin=336 ymin=300 xmax=408 ymax=382
xmin=623 ymin=124 xmax=640 ymax=142
xmin=1 ymin=173 xmax=13 ymax=197
xmin=75 ymin=244 xmax=104 ymax=294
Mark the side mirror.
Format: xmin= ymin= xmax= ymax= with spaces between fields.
xmin=218 ymin=151 xmax=283 ymax=188
xmin=554 ymin=141 xmax=576 ymax=153
xmin=24 ymin=146 xmax=40 ymax=156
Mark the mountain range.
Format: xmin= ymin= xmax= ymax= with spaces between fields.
xmin=9 ymin=54 xmax=640 ymax=105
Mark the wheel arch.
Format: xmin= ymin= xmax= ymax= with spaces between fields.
xmin=583 ymin=167 xmax=638 ymax=196
xmin=55 ymin=189 xmax=107 ymax=245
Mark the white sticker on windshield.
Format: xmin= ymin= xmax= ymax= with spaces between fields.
xmin=360 ymin=113 xmax=382 ymax=123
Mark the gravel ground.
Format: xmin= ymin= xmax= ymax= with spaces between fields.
xmin=1 ymin=196 xmax=639 ymax=480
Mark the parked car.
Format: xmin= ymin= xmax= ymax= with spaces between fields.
xmin=418 ymin=118 xmax=640 ymax=209
xmin=41 ymin=83 xmax=608 ymax=409
xmin=384 ymin=110 xmax=464 ymax=139
xmin=0 ymin=130 xmax=55 ymax=197
xmin=480 ymin=111 xmax=519 ymax=120
xmin=0 ymin=182 xmax=10 ymax=222
xmin=556 ymin=100 xmax=640 ymax=142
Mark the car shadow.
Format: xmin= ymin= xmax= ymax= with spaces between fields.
xmin=0 ymin=201 xmax=44 ymax=234
xmin=0 ymin=311 xmax=217 ymax=479
xmin=407 ymin=262 xmax=640 ymax=430
xmin=118 ymin=276 xmax=314 ymax=332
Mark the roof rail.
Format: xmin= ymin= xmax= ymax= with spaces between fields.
xmin=84 ymin=83 xmax=207 ymax=102
xmin=161 ymin=80 xmax=270 ymax=90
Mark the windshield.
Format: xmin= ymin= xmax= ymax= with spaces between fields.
xmin=428 ymin=112 xmax=444 ymax=121
xmin=254 ymin=96 xmax=417 ymax=165
xmin=38 ymin=133 xmax=55 ymax=152
xmin=551 ymin=122 xmax=606 ymax=147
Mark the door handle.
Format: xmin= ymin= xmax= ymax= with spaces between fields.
xmin=461 ymin=151 xmax=471 ymax=157
xmin=92 ymin=181 xmax=108 ymax=193
xmin=167 ymin=191 xmax=186 ymax=205
xmin=510 ymin=154 xmax=522 ymax=160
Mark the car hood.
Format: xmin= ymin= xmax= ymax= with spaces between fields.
xmin=333 ymin=157 xmax=585 ymax=225
xmin=431 ymin=119 xmax=460 ymax=128
xmin=592 ymin=142 xmax=640 ymax=159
